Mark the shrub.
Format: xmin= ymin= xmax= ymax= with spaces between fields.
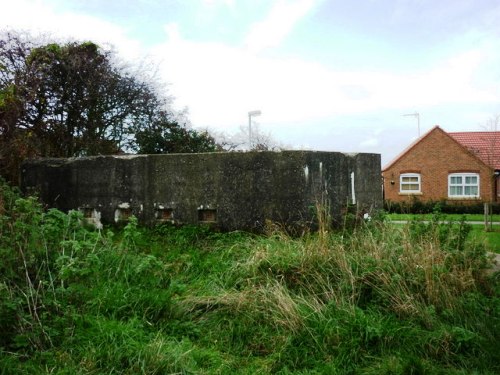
xmin=385 ymin=197 xmax=500 ymax=214
xmin=1 ymin=178 xmax=498 ymax=374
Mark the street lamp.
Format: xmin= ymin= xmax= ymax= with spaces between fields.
xmin=248 ymin=110 xmax=261 ymax=149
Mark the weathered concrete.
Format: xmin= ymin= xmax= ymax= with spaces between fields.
xmin=21 ymin=151 xmax=382 ymax=231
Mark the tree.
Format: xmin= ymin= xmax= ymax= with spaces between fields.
xmin=0 ymin=35 xmax=148 ymax=157
xmin=0 ymin=30 xmax=220 ymax=184
xmin=133 ymin=111 xmax=220 ymax=154
xmin=0 ymin=32 xmax=39 ymax=183
xmin=209 ymin=123 xmax=285 ymax=152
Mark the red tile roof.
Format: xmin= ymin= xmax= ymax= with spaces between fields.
xmin=449 ymin=131 xmax=500 ymax=170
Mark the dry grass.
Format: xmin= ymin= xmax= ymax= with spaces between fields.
xmin=225 ymin=218 xmax=493 ymax=328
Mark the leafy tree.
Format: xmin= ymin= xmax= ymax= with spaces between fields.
xmin=0 ymin=33 xmax=39 ymax=184
xmin=133 ymin=112 xmax=220 ymax=154
xmin=1 ymin=36 xmax=156 ymax=156
xmin=0 ymin=31 xmax=220 ymax=184
xmin=210 ymin=123 xmax=285 ymax=151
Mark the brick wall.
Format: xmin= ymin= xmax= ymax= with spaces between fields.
xmin=383 ymin=127 xmax=495 ymax=203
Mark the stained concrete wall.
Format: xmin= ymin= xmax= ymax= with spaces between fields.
xmin=21 ymin=151 xmax=382 ymax=231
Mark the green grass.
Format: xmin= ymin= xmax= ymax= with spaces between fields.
xmin=472 ymin=226 xmax=500 ymax=253
xmin=386 ymin=213 xmax=500 ymax=253
xmin=1 ymin=182 xmax=499 ymax=374
xmin=387 ymin=213 xmax=500 ymax=222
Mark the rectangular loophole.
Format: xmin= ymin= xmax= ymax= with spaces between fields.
xmin=156 ymin=208 xmax=173 ymax=221
xmin=115 ymin=208 xmax=132 ymax=222
xmin=79 ymin=207 xmax=93 ymax=218
xmin=198 ymin=209 xmax=217 ymax=223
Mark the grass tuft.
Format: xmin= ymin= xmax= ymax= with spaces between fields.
xmin=0 ymin=180 xmax=498 ymax=374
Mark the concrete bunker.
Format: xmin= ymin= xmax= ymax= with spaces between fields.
xmin=21 ymin=151 xmax=382 ymax=231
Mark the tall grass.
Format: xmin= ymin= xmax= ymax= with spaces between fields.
xmin=0 ymin=180 xmax=498 ymax=374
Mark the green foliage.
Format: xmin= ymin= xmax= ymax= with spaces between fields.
xmin=0 ymin=30 xmax=221 ymax=185
xmin=385 ymin=196 xmax=500 ymax=215
xmin=133 ymin=114 xmax=220 ymax=154
xmin=406 ymin=210 xmax=472 ymax=252
xmin=0 ymin=180 xmax=498 ymax=374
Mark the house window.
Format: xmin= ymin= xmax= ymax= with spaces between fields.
xmin=448 ymin=173 xmax=479 ymax=198
xmin=400 ymin=173 xmax=421 ymax=193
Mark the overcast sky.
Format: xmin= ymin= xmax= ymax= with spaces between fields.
xmin=2 ymin=0 xmax=500 ymax=165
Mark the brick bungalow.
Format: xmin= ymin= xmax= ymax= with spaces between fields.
xmin=382 ymin=126 xmax=500 ymax=204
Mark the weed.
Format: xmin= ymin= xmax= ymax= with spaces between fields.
xmin=0 ymin=180 xmax=498 ymax=374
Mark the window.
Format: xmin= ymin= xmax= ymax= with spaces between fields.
xmin=448 ymin=173 xmax=479 ymax=198
xmin=400 ymin=173 xmax=421 ymax=193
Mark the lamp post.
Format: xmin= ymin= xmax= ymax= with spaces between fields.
xmin=248 ymin=110 xmax=261 ymax=149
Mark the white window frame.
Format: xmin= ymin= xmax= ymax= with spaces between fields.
xmin=400 ymin=173 xmax=421 ymax=193
xmin=448 ymin=173 xmax=480 ymax=198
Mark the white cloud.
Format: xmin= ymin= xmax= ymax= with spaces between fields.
xmin=2 ymin=0 xmax=499 ymax=150
xmin=152 ymin=25 xmax=499 ymax=133
xmin=4 ymin=0 xmax=495 ymax=134
xmin=0 ymin=0 xmax=143 ymax=61
xmin=202 ymin=0 xmax=235 ymax=7
xmin=244 ymin=0 xmax=318 ymax=53
xmin=359 ymin=138 xmax=379 ymax=148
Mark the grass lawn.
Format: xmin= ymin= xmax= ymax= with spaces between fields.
xmin=472 ymin=226 xmax=500 ymax=253
xmin=386 ymin=213 xmax=500 ymax=222
xmin=386 ymin=213 xmax=500 ymax=253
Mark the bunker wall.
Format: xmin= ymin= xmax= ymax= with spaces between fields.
xmin=21 ymin=151 xmax=382 ymax=231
